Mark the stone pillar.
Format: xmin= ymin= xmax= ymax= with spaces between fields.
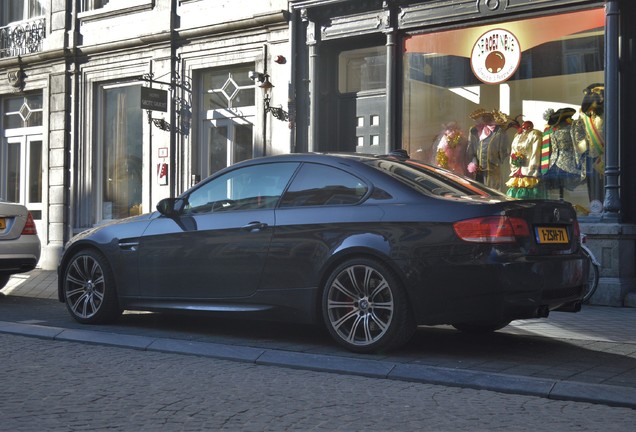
xmin=582 ymin=223 xmax=636 ymax=307
xmin=39 ymin=71 xmax=68 ymax=270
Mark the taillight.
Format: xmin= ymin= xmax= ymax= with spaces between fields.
xmin=573 ymin=219 xmax=581 ymax=243
xmin=22 ymin=212 xmax=38 ymax=235
xmin=453 ymin=216 xmax=530 ymax=243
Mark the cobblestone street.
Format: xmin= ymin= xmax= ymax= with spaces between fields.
xmin=1 ymin=333 xmax=635 ymax=432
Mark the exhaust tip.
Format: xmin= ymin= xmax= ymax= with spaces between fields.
xmin=537 ymin=305 xmax=550 ymax=318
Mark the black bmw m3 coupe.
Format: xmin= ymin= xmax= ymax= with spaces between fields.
xmin=58 ymin=153 xmax=588 ymax=353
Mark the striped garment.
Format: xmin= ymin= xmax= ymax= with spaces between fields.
xmin=540 ymin=126 xmax=551 ymax=174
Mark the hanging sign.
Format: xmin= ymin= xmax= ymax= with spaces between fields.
xmin=471 ymin=29 xmax=521 ymax=85
xmin=141 ymin=87 xmax=168 ymax=112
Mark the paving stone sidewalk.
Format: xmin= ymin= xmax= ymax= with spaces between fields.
xmin=2 ymin=269 xmax=636 ymax=409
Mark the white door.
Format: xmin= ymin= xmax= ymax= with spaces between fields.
xmin=2 ymin=134 xmax=44 ymax=234
xmin=202 ymin=111 xmax=254 ymax=177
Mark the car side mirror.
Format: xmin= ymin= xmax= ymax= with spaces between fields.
xmin=156 ymin=198 xmax=186 ymax=217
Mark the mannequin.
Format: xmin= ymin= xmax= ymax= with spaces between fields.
xmin=432 ymin=122 xmax=467 ymax=175
xmin=573 ymin=83 xmax=605 ymax=208
xmin=506 ymin=119 xmax=545 ymax=199
xmin=466 ymin=109 xmax=511 ymax=191
xmin=540 ymin=107 xmax=584 ymax=193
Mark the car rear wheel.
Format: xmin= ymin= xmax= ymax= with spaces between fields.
xmin=452 ymin=321 xmax=511 ymax=334
xmin=322 ymin=258 xmax=415 ymax=353
xmin=62 ymin=249 xmax=121 ymax=324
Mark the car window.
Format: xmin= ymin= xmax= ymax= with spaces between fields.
xmin=367 ymin=159 xmax=503 ymax=198
xmin=279 ymin=163 xmax=368 ymax=207
xmin=184 ymin=162 xmax=299 ymax=214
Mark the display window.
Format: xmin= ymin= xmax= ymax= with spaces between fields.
xmin=403 ymin=8 xmax=605 ymax=216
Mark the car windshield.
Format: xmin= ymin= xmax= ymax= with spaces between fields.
xmin=366 ymin=158 xmax=504 ymax=198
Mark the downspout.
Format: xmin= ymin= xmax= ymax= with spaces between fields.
xmin=263 ymin=43 xmax=268 ymax=157
xmin=66 ymin=0 xmax=80 ymax=244
xmin=289 ymin=9 xmax=297 ymax=153
xmin=169 ymin=0 xmax=178 ymax=198
xmin=307 ymin=19 xmax=319 ymax=152
xmin=603 ymin=0 xmax=621 ymax=220
xmin=384 ymin=19 xmax=396 ymax=151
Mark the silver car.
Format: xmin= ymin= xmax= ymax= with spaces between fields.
xmin=0 ymin=200 xmax=41 ymax=289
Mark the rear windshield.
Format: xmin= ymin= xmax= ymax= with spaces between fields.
xmin=365 ymin=158 xmax=504 ymax=198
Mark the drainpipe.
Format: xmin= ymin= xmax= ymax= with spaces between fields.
xmin=169 ymin=0 xmax=178 ymax=198
xmin=384 ymin=21 xmax=396 ymax=151
xmin=289 ymin=9 xmax=297 ymax=153
xmin=602 ymin=0 xmax=621 ymax=220
xmin=307 ymin=19 xmax=319 ymax=153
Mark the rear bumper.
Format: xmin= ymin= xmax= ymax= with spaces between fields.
xmin=408 ymin=254 xmax=588 ymax=326
xmin=0 ymin=256 xmax=39 ymax=274
xmin=0 ymin=237 xmax=41 ymax=274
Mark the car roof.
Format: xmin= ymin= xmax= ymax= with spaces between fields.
xmin=233 ymin=152 xmax=401 ymax=167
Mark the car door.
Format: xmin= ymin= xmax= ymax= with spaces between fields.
xmin=137 ymin=162 xmax=299 ymax=299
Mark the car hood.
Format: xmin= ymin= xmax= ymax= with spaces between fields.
xmin=66 ymin=213 xmax=156 ymax=246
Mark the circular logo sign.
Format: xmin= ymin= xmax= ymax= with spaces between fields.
xmin=471 ymin=29 xmax=521 ymax=85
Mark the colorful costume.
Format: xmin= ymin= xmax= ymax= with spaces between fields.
xmin=506 ymin=121 xmax=545 ymax=199
xmin=466 ymin=109 xmax=512 ymax=191
xmin=572 ymin=83 xmax=605 ymax=206
xmin=433 ymin=123 xmax=467 ymax=175
xmin=541 ymin=108 xmax=584 ymax=191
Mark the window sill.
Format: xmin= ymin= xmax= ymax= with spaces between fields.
xmin=79 ymin=0 xmax=153 ymax=23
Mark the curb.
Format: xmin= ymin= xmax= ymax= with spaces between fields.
xmin=1 ymin=320 xmax=635 ymax=410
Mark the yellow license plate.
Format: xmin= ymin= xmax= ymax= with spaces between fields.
xmin=0 ymin=217 xmax=5 ymax=230
xmin=536 ymin=227 xmax=569 ymax=244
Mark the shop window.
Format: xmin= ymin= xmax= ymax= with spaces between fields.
xmin=100 ymin=85 xmax=143 ymax=220
xmin=339 ymin=46 xmax=386 ymax=93
xmin=403 ymin=8 xmax=605 ymax=217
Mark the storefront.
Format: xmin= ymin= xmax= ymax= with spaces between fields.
xmin=290 ymin=0 xmax=636 ymax=306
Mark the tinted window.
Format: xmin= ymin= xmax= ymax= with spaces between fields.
xmin=279 ymin=163 xmax=368 ymax=207
xmin=367 ymin=159 xmax=503 ymax=198
xmin=185 ymin=162 xmax=298 ymax=214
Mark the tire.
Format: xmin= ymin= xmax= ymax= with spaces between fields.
xmin=452 ymin=321 xmax=511 ymax=334
xmin=322 ymin=258 xmax=415 ymax=353
xmin=582 ymin=248 xmax=600 ymax=303
xmin=62 ymin=249 xmax=121 ymax=324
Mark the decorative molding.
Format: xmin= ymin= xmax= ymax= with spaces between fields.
xmin=321 ymin=10 xmax=390 ymax=40
xmin=78 ymin=0 xmax=154 ymax=23
xmin=399 ymin=0 xmax=599 ymax=30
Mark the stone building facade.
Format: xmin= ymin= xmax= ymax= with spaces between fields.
xmin=1 ymin=0 xmax=634 ymax=306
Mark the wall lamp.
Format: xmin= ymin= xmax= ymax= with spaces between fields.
xmin=249 ymin=71 xmax=289 ymax=122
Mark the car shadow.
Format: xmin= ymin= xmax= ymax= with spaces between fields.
xmin=2 ymin=296 xmax=635 ymax=388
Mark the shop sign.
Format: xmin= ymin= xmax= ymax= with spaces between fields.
xmin=141 ymin=87 xmax=168 ymax=112
xmin=471 ymin=29 xmax=521 ymax=85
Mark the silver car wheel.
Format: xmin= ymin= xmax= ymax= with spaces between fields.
xmin=326 ymin=264 xmax=395 ymax=348
xmin=65 ymin=254 xmax=106 ymax=319
xmin=63 ymin=250 xmax=120 ymax=323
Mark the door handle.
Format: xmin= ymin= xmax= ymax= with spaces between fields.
xmin=241 ymin=221 xmax=268 ymax=232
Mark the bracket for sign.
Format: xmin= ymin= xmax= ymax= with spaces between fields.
xmin=139 ymin=72 xmax=192 ymax=134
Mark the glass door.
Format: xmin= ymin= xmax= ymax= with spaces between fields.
xmin=198 ymin=65 xmax=256 ymax=178
xmin=203 ymin=119 xmax=253 ymax=176
xmin=2 ymin=134 xmax=43 ymax=233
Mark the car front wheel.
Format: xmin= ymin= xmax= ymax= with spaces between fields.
xmin=62 ymin=249 xmax=121 ymax=324
xmin=322 ymin=258 xmax=415 ymax=353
